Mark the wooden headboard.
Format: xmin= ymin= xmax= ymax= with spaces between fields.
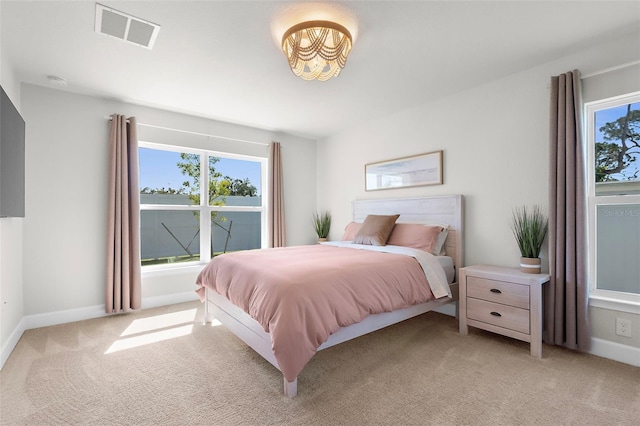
xmin=352 ymin=195 xmax=464 ymax=280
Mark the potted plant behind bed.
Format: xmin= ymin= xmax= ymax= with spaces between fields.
xmin=511 ymin=205 xmax=549 ymax=274
xmin=313 ymin=211 xmax=331 ymax=243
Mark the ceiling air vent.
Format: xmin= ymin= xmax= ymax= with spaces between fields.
xmin=95 ymin=3 xmax=160 ymax=49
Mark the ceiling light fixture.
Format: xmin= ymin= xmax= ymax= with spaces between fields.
xmin=281 ymin=20 xmax=352 ymax=81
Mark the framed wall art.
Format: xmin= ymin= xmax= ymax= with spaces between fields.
xmin=365 ymin=150 xmax=443 ymax=191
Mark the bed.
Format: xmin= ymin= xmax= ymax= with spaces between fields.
xmin=196 ymin=195 xmax=464 ymax=397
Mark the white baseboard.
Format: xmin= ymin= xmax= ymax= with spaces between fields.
xmin=589 ymin=337 xmax=640 ymax=367
xmin=0 ymin=317 xmax=26 ymax=370
xmin=0 ymin=291 xmax=199 ymax=370
xmin=20 ymin=291 xmax=199 ymax=330
xmin=23 ymin=303 xmax=106 ymax=330
xmin=141 ymin=291 xmax=199 ymax=310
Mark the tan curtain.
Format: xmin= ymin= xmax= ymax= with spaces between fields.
xmin=268 ymin=142 xmax=286 ymax=247
xmin=106 ymin=114 xmax=141 ymax=313
xmin=547 ymin=70 xmax=590 ymax=350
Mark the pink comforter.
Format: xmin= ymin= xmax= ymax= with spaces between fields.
xmin=196 ymin=244 xmax=437 ymax=382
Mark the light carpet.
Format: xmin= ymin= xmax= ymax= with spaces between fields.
xmin=1 ymin=301 xmax=638 ymax=425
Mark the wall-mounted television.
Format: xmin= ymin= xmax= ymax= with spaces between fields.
xmin=0 ymin=85 xmax=26 ymax=218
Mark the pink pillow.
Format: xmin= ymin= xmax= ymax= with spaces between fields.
xmin=341 ymin=222 xmax=362 ymax=241
xmin=386 ymin=223 xmax=446 ymax=255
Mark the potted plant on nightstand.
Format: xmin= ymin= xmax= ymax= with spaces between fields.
xmin=313 ymin=211 xmax=331 ymax=243
xmin=511 ymin=205 xmax=548 ymax=274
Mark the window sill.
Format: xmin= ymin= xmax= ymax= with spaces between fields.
xmin=589 ymin=295 xmax=640 ymax=314
xmin=142 ymin=262 xmax=206 ymax=278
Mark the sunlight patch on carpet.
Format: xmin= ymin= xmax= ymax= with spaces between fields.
xmin=104 ymin=308 xmax=219 ymax=354
xmin=105 ymin=324 xmax=194 ymax=354
xmin=121 ymin=309 xmax=198 ymax=336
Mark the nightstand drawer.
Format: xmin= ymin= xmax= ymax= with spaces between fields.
xmin=467 ymin=298 xmax=530 ymax=334
xmin=467 ymin=277 xmax=529 ymax=309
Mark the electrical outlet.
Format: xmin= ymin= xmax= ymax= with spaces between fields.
xmin=616 ymin=317 xmax=632 ymax=338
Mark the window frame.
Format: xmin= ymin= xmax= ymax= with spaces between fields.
xmin=585 ymin=92 xmax=640 ymax=313
xmin=139 ymin=141 xmax=267 ymax=273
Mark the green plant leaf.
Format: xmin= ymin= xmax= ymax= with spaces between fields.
xmin=313 ymin=211 xmax=331 ymax=238
xmin=510 ymin=205 xmax=549 ymax=258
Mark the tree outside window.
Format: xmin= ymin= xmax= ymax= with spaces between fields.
xmin=594 ymin=102 xmax=640 ymax=194
xmin=139 ymin=145 xmax=262 ymax=267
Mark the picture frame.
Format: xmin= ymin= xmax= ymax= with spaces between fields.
xmin=365 ymin=150 xmax=443 ymax=191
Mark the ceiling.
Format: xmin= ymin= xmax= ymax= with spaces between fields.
xmin=2 ymin=1 xmax=639 ymax=140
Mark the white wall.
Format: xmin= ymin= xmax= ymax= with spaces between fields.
xmin=317 ymin=29 xmax=640 ymax=362
xmin=19 ymin=84 xmax=317 ymax=317
xmin=0 ymin=0 xmax=26 ymax=368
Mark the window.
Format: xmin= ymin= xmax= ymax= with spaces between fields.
xmin=585 ymin=92 xmax=640 ymax=309
xmin=139 ymin=142 xmax=266 ymax=269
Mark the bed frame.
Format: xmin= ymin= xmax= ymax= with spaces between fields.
xmin=203 ymin=195 xmax=464 ymax=397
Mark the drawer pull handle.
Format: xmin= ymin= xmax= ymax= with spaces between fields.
xmin=490 ymin=311 xmax=502 ymax=317
xmin=490 ymin=289 xmax=502 ymax=294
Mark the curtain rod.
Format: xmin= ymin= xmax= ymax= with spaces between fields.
xmin=106 ymin=115 xmax=129 ymax=122
xmin=105 ymin=116 xmax=270 ymax=147
xmin=581 ymin=60 xmax=640 ymax=79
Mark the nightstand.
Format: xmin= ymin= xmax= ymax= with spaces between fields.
xmin=459 ymin=265 xmax=549 ymax=358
